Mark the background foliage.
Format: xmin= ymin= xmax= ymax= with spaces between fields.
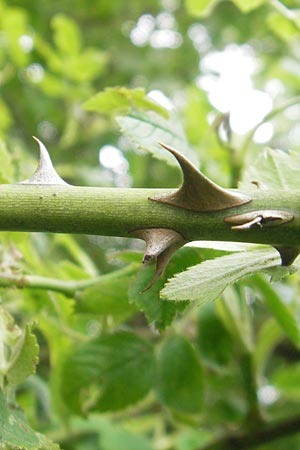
xmin=2 ymin=0 xmax=300 ymax=449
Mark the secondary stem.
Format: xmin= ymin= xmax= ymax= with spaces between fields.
xmin=0 ymin=264 xmax=137 ymax=296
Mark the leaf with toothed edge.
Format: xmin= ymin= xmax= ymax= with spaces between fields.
xmin=0 ymin=389 xmax=60 ymax=449
xmin=20 ymin=137 xmax=69 ymax=185
xmin=116 ymin=109 xmax=198 ymax=167
xmin=161 ymin=248 xmax=280 ymax=304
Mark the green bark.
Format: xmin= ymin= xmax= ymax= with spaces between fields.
xmin=0 ymin=184 xmax=299 ymax=246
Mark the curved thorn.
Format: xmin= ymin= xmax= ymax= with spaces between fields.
xmin=129 ymin=228 xmax=186 ymax=290
xmin=20 ymin=137 xmax=69 ymax=185
xmin=150 ymin=143 xmax=251 ymax=212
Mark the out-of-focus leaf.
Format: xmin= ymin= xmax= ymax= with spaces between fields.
xmin=76 ymin=268 xmax=138 ymax=321
xmin=217 ymin=284 xmax=253 ymax=353
xmin=161 ymin=248 xmax=280 ymax=304
xmin=61 ymin=332 xmax=155 ymax=413
xmin=84 ymin=87 xmax=169 ymax=118
xmin=232 ymin=0 xmax=266 ymax=12
xmin=0 ymin=390 xmax=59 ymax=449
xmin=6 ymin=324 xmax=39 ymax=386
xmin=196 ymin=303 xmax=233 ymax=368
xmin=99 ymin=421 xmax=154 ymax=450
xmin=254 ymin=319 xmax=283 ymax=377
xmin=65 ymin=49 xmax=108 ymax=82
xmin=241 ymin=148 xmax=300 ymax=190
xmin=272 ymin=363 xmax=300 ymax=399
xmin=52 ymin=14 xmax=82 ymax=56
xmin=0 ymin=139 xmax=14 ymax=183
xmin=267 ymin=12 xmax=299 ymax=42
xmin=250 ymin=274 xmax=300 ymax=347
xmin=0 ymin=99 xmax=13 ymax=131
xmin=185 ymin=0 xmax=219 ymax=17
xmin=2 ymin=7 xmax=29 ymax=66
xmin=174 ymin=428 xmax=214 ymax=450
xmin=117 ymin=109 xmax=198 ymax=166
xmin=156 ymin=335 xmax=203 ymax=414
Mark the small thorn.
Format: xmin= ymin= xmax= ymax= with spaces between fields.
xmin=20 ymin=137 xmax=69 ymax=185
xmin=130 ymin=228 xmax=186 ymax=290
xmin=150 ymin=143 xmax=251 ymax=212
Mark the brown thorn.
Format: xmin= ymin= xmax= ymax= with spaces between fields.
xmin=150 ymin=143 xmax=251 ymax=212
xmin=129 ymin=228 xmax=186 ymax=291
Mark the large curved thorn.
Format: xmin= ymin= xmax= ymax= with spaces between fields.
xmin=150 ymin=143 xmax=251 ymax=212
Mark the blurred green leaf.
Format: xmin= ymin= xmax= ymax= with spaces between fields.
xmin=271 ymin=363 xmax=300 ymax=399
xmin=185 ymin=0 xmax=219 ymax=17
xmin=250 ymin=274 xmax=300 ymax=347
xmin=0 ymin=389 xmax=59 ymax=449
xmin=196 ymin=303 xmax=233 ymax=368
xmin=76 ymin=267 xmax=138 ymax=321
xmin=161 ymin=248 xmax=280 ymax=304
xmin=52 ymin=14 xmax=82 ymax=56
xmin=254 ymin=319 xmax=283 ymax=377
xmin=84 ymin=87 xmax=168 ymax=118
xmin=99 ymin=421 xmax=154 ymax=450
xmin=217 ymin=285 xmax=253 ymax=353
xmin=117 ymin=109 xmax=198 ymax=166
xmin=156 ymin=335 xmax=203 ymax=414
xmin=1 ymin=7 xmax=29 ymax=66
xmin=61 ymin=332 xmax=155 ymax=413
xmin=267 ymin=12 xmax=299 ymax=42
xmin=232 ymin=0 xmax=266 ymax=12
xmin=0 ymin=99 xmax=13 ymax=132
xmin=174 ymin=428 xmax=214 ymax=450
xmin=241 ymin=148 xmax=300 ymax=190
xmin=0 ymin=139 xmax=14 ymax=183
xmin=6 ymin=324 xmax=39 ymax=386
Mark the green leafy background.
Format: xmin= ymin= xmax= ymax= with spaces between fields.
xmin=1 ymin=0 xmax=300 ymax=449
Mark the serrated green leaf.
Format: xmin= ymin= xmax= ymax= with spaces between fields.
xmin=156 ymin=335 xmax=203 ymax=414
xmin=0 ymin=390 xmax=59 ymax=449
xmin=116 ymin=109 xmax=198 ymax=167
xmin=129 ymin=248 xmax=199 ymax=331
xmin=185 ymin=0 xmax=219 ymax=17
xmin=129 ymin=264 xmax=187 ymax=332
xmin=84 ymin=87 xmax=169 ymax=118
xmin=6 ymin=324 xmax=39 ymax=386
xmin=161 ymin=248 xmax=280 ymax=304
xmin=250 ymin=274 xmax=300 ymax=346
xmin=61 ymin=332 xmax=155 ymax=413
xmin=52 ymin=13 xmax=81 ymax=56
xmin=241 ymin=148 xmax=300 ymax=190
